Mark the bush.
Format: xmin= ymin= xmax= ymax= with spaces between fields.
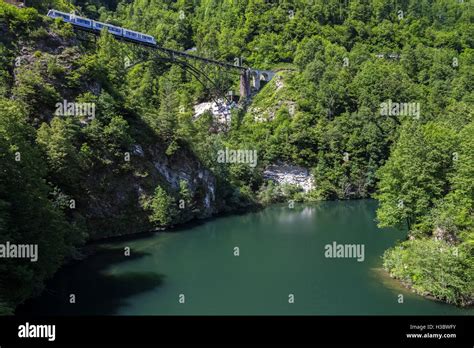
xmin=383 ymin=238 xmax=474 ymax=307
xmin=142 ymin=186 xmax=177 ymax=227
xmin=257 ymin=181 xmax=282 ymax=205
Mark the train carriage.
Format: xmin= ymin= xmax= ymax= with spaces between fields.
xmin=123 ymin=29 xmax=141 ymax=41
xmin=141 ymin=34 xmax=156 ymax=44
xmin=93 ymin=21 xmax=123 ymax=36
xmin=123 ymin=29 xmax=156 ymax=45
xmin=72 ymin=16 xmax=92 ymax=29
xmin=46 ymin=10 xmax=72 ymax=22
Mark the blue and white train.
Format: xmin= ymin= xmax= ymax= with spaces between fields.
xmin=47 ymin=9 xmax=156 ymax=45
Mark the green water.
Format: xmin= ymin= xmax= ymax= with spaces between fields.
xmin=18 ymin=200 xmax=473 ymax=315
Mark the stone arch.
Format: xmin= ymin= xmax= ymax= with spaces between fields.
xmin=251 ymin=70 xmax=261 ymax=90
xmin=260 ymin=72 xmax=269 ymax=81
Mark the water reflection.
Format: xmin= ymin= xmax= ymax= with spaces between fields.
xmin=17 ymin=248 xmax=164 ymax=315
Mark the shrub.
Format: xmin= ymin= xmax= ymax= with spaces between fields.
xmin=383 ymin=238 xmax=474 ymax=307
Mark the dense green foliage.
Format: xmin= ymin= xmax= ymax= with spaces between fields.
xmin=383 ymin=239 xmax=473 ymax=306
xmin=0 ymin=0 xmax=472 ymax=312
xmin=0 ymin=98 xmax=75 ymax=314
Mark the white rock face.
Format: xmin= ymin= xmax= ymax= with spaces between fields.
xmin=193 ymin=100 xmax=236 ymax=126
xmin=194 ymin=102 xmax=214 ymax=117
xmin=263 ymin=163 xmax=314 ymax=193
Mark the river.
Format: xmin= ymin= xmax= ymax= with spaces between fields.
xmin=17 ymin=200 xmax=473 ymax=315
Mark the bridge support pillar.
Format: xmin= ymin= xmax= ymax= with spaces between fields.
xmin=252 ymin=71 xmax=261 ymax=91
xmin=240 ymin=69 xmax=251 ymax=100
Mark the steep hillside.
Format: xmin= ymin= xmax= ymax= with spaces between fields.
xmin=0 ymin=1 xmax=252 ymax=314
xmin=0 ymin=0 xmax=472 ymax=312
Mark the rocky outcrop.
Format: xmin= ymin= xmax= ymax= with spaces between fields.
xmin=193 ymin=100 xmax=237 ymax=131
xmin=83 ymin=141 xmax=219 ymax=239
xmin=433 ymin=226 xmax=459 ymax=245
xmin=152 ymin=146 xmax=216 ymax=213
xmin=263 ymin=163 xmax=314 ymax=192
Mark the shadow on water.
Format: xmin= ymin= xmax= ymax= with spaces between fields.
xmin=16 ymin=248 xmax=164 ymax=315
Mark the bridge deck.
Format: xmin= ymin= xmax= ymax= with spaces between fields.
xmin=72 ymin=25 xmax=247 ymax=72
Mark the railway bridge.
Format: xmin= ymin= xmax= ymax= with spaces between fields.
xmin=60 ymin=12 xmax=274 ymax=101
xmin=134 ymin=45 xmax=275 ymax=100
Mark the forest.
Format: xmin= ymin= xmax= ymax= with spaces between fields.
xmin=0 ymin=0 xmax=472 ymax=314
